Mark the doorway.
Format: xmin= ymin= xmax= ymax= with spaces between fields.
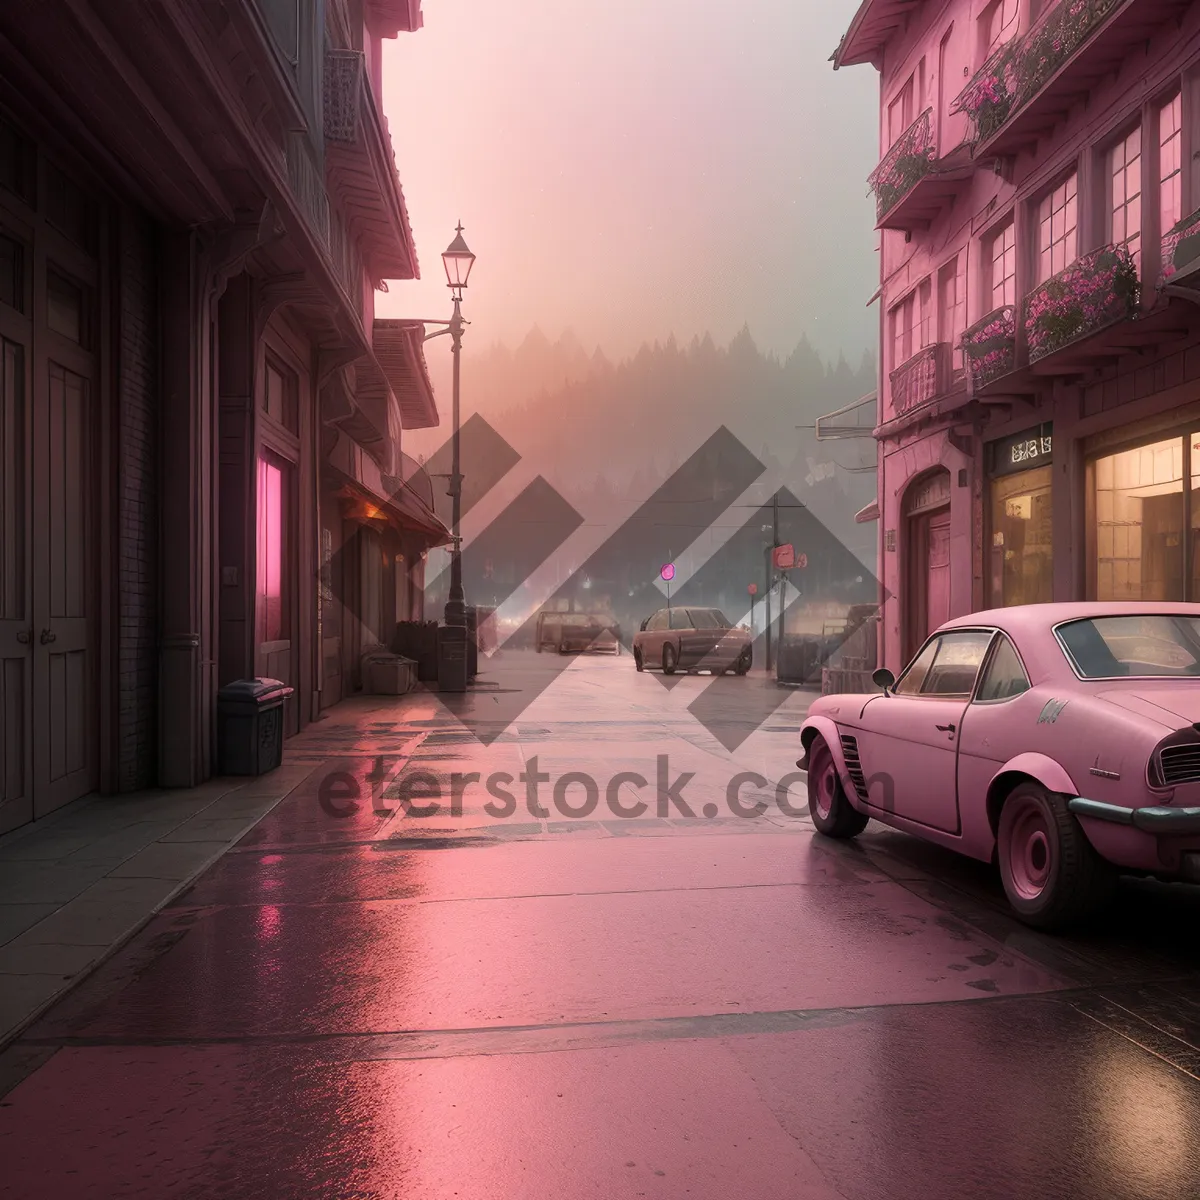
xmin=904 ymin=469 xmax=952 ymax=663
xmin=0 ymin=144 xmax=101 ymax=832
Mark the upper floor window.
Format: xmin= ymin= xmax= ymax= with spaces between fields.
xmin=979 ymin=0 xmax=1017 ymax=59
xmin=939 ymin=255 xmax=967 ymax=370
xmin=1160 ymin=92 xmax=1183 ymax=236
xmin=888 ymin=75 xmax=915 ymax=145
xmin=1037 ymin=172 xmax=1078 ymax=282
xmin=263 ymin=356 xmax=299 ymax=435
xmin=988 ymin=221 xmax=1016 ymax=308
xmin=1108 ymin=127 xmax=1142 ymax=271
xmin=891 ymin=291 xmax=917 ymax=369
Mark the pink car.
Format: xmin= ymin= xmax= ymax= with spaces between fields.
xmin=798 ymin=603 xmax=1200 ymax=930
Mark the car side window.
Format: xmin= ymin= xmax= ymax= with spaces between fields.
xmin=894 ymin=631 xmax=993 ymax=697
xmin=647 ymin=610 xmax=668 ymax=631
xmin=975 ymin=635 xmax=1031 ymax=702
xmin=669 ymin=608 xmax=692 ymax=630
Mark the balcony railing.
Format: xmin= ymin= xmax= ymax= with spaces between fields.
xmin=1161 ymin=207 xmax=1200 ymax=282
xmin=868 ymin=109 xmax=935 ymax=223
xmin=962 ymin=306 xmax=1017 ymax=390
xmin=952 ymin=0 xmax=1125 ymax=150
xmin=889 ymin=342 xmax=949 ymax=417
xmin=1024 ymin=244 xmax=1139 ymax=363
xmin=325 ymin=49 xmax=364 ymax=144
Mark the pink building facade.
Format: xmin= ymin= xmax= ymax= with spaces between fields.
xmin=836 ymin=0 xmax=1200 ymax=674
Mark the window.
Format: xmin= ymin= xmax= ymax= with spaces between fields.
xmin=891 ymin=291 xmax=917 ymax=369
xmin=980 ymin=0 xmax=1017 ymax=58
xmin=1089 ymin=433 xmax=1200 ymax=602
xmin=988 ymin=221 xmax=1016 ymax=308
xmin=1109 ymin=127 xmax=1142 ymax=270
xmin=257 ymin=458 xmax=287 ymax=642
xmin=647 ymin=610 xmax=669 ymax=631
xmin=1160 ymin=92 xmax=1183 ymax=239
xmin=46 ymin=269 xmax=89 ymax=347
xmin=263 ymin=356 xmax=298 ymax=434
xmin=1057 ymin=615 xmax=1200 ymax=679
xmin=689 ymin=609 xmax=731 ymax=629
xmin=260 ymin=0 xmax=301 ymax=64
xmin=990 ymin=467 xmax=1053 ymax=606
xmin=669 ymin=608 xmax=692 ymax=630
xmin=939 ymin=255 xmax=967 ymax=369
xmin=1037 ymin=173 xmax=1078 ymax=282
xmin=0 ymin=233 xmax=22 ymax=312
xmin=895 ymin=630 xmax=994 ymax=697
xmin=975 ymin=635 xmax=1031 ymax=701
xmin=888 ymin=76 xmax=915 ymax=145
xmin=917 ymin=278 xmax=933 ymax=350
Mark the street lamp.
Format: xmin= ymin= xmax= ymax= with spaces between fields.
xmin=418 ymin=222 xmax=476 ymax=692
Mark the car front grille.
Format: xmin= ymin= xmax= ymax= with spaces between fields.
xmin=1158 ymin=744 xmax=1200 ymax=786
xmin=840 ymin=735 xmax=869 ymax=802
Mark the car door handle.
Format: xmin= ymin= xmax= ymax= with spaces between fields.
xmin=40 ymin=628 xmax=56 ymax=645
xmin=936 ymin=723 xmax=956 ymax=733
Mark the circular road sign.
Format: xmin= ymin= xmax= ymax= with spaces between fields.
xmin=747 ymin=583 xmax=758 ymax=595
xmin=660 ymin=563 xmax=675 ymax=582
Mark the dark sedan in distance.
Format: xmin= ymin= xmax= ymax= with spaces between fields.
xmin=633 ymin=607 xmax=751 ymax=675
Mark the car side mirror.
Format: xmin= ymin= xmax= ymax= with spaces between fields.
xmin=872 ymin=667 xmax=896 ymax=695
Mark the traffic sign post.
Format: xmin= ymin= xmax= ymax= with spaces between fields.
xmin=661 ymin=562 xmax=674 ymax=609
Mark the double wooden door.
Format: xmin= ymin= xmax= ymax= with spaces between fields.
xmin=0 ymin=185 xmax=98 ymax=833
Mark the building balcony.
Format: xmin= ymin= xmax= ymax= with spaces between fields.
xmin=869 ymin=110 xmax=973 ymax=231
xmin=889 ymin=342 xmax=953 ymax=419
xmin=963 ymin=306 xmax=1017 ymax=393
xmin=1024 ymin=244 xmax=1139 ymax=366
xmin=1161 ymin=206 xmax=1200 ymax=287
xmin=956 ymin=0 xmax=1191 ymax=159
xmin=323 ymin=48 xmax=418 ymax=281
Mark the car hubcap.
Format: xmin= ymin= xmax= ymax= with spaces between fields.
xmin=815 ymin=760 xmax=836 ymax=821
xmin=1007 ymin=799 xmax=1053 ymax=900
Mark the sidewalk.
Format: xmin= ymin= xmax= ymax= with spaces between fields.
xmin=0 ymin=760 xmax=316 ymax=1048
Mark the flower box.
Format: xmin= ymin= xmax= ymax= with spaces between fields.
xmin=1024 ymin=246 xmax=1139 ymax=363
xmin=962 ymin=306 xmax=1017 ymax=390
xmin=868 ymin=110 xmax=935 ymax=223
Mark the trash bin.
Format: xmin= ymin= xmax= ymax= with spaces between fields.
xmin=361 ymin=649 xmax=416 ymax=696
xmin=216 ymin=678 xmax=294 ymax=776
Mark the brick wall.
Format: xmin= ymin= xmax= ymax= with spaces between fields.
xmin=116 ymin=208 xmax=158 ymax=790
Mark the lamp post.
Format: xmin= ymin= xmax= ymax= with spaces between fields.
xmin=420 ymin=223 xmax=476 ymax=692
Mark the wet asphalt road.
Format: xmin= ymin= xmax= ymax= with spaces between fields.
xmin=4 ymin=650 xmax=1200 ymax=1198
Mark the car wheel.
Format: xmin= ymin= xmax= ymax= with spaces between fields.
xmin=633 ymin=647 xmax=644 ymax=672
xmin=734 ymin=650 xmax=751 ymax=676
xmin=997 ymin=782 xmax=1117 ymax=930
xmin=662 ymin=643 xmax=677 ymax=675
xmin=558 ymin=642 xmax=568 ymax=655
xmin=807 ymin=737 xmax=868 ymax=839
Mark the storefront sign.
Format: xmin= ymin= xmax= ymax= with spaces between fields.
xmin=988 ymin=423 xmax=1053 ymax=478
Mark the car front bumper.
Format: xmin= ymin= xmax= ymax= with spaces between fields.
xmin=1068 ymin=797 xmax=1200 ymax=834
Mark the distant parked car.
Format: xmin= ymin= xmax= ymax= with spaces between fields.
xmin=799 ymin=602 xmax=1200 ymax=930
xmin=633 ymin=606 xmax=751 ymax=675
xmin=536 ymin=611 xmax=620 ymax=654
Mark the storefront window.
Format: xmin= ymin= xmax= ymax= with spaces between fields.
xmin=1092 ymin=435 xmax=1185 ymax=602
xmin=990 ymin=466 xmax=1053 ymax=606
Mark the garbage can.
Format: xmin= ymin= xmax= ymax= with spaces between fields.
xmin=216 ymin=678 xmax=293 ymax=776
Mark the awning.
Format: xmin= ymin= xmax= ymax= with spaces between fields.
xmin=855 ymin=501 xmax=880 ymax=524
xmin=373 ymin=319 xmax=439 ymax=430
xmin=335 ymin=477 xmax=451 ymax=548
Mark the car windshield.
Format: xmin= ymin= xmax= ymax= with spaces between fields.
xmin=561 ymin=614 xmax=593 ymax=627
xmin=689 ymin=609 xmax=730 ymax=629
xmin=1056 ymin=615 xmax=1200 ymax=678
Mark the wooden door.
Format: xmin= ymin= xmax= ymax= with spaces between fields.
xmin=0 ymin=161 xmax=98 ymax=829
xmin=925 ymin=512 xmax=952 ymax=635
xmin=0 ymin=258 xmax=32 ymax=832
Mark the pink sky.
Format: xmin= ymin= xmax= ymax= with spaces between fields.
xmin=377 ymin=0 xmax=878 ymax=367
